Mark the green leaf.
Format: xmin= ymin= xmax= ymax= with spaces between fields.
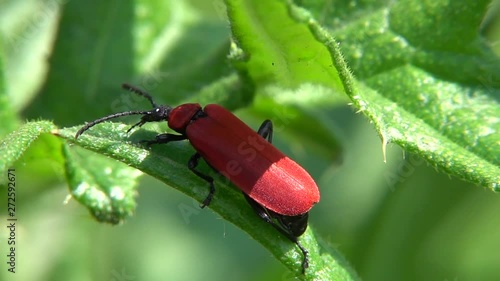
xmin=63 ymin=144 xmax=140 ymax=224
xmin=225 ymin=0 xmax=346 ymax=96
xmin=55 ymin=123 xmax=359 ymax=280
xmin=0 ymin=120 xmax=56 ymax=176
xmin=234 ymin=0 xmax=500 ymax=190
xmin=362 ymin=67 xmax=500 ymax=190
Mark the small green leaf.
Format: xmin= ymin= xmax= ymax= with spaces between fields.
xmin=0 ymin=121 xmax=56 ymax=176
xmin=63 ymin=144 xmax=140 ymax=224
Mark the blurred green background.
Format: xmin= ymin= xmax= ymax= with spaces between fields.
xmin=1 ymin=0 xmax=500 ymax=281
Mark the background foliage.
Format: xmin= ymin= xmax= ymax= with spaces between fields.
xmin=0 ymin=0 xmax=499 ymax=280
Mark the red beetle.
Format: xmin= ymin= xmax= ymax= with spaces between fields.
xmin=75 ymin=84 xmax=320 ymax=272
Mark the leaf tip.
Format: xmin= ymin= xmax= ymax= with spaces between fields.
xmin=381 ymin=133 xmax=388 ymax=163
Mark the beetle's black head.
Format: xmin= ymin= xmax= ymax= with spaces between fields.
xmin=137 ymin=106 xmax=171 ymax=123
xmin=126 ymin=105 xmax=172 ymax=133
xmin=276 ymin=212 xmax=309 ymax=238
xmin=75 ymin=84 xmax=172 ymax=139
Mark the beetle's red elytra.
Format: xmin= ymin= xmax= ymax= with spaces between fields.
xmin=75 ymin=84 xmax=320 ymax=273
xmin=186 ymin=104 xmax=319 ymax=216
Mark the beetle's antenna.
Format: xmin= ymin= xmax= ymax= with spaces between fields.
xmin=122 ymin=83 xmax=157 ymax=108
xmin=75 ymin=110 xmax=149 ymax=139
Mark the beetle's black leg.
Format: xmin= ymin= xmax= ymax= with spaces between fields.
xmin=295 ymin=240 xmax=309 ymax=272
xmin=140 ymin=133 xmax=187 ymax=146
xmin=188 ymin=153 xmax=215 ymax=208
xmin=243 ymin=194 xmax=310 ymax=273
xmin=257 ymin=120 xmax=273 ymax=143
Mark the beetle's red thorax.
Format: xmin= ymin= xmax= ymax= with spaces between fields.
xmin=168 ymin=103 xmax=202 ymax=133
xmin=186 ymin=104 xmax=320 ymax=216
